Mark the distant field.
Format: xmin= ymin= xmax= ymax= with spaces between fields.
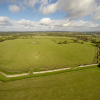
xmin=91 ymin=37 xmax=100 ymax=42
xmin=0 ymin=36 xmax=96 ymax=71
xmin=0 ymin=67 xmax=100 ymax=100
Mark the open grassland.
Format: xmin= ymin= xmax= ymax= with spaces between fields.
xmin=0 ymin=36 xmax=96 ymax=72
xmin=0 ymin=67 xmax=100 ymax=100
xmin=91 ymin=37 xmax=100 ymax=42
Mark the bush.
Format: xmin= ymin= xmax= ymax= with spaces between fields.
xmin=58 ymin=41 xmax=62 ymax=44
xmin=74 ymin=39 xmax=78 ymax=42
xmin=0 ymin=38 xmax=3 ymax=42
xmin=81 ymin=41 xmax=84 ymax=44
xmin=91 ymin=39 xmax=96 ymax=43
xmin=64 ymin=40 xmax=67 ymax=44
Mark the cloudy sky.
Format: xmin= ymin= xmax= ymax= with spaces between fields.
xmin=0 ymin=0 xmax=100 ymax=31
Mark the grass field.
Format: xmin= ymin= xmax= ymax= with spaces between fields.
xmin=0 ymin=67 xmax=100 ymax=100
xmin=0 ymin=35 xmax=100 ymax=100
xmin=0 ymin=36 xmax=96 ymax=72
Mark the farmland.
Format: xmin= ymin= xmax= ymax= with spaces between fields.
xmin=0 ymin=36 xmax=97 ymax=72
xmin=0 ymin=67 xmax=100 ymax=100
xmin=0 ymin=32 xmax=100 ymax=100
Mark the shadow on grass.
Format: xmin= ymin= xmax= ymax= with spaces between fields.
xmin=98 ymin=64 xmax=100 ymax=68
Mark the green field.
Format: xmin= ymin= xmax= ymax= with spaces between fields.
xmin=0 ymin=36 xmax=97 ymax=72
xmin=0 ymin=34 xmax=100 ymax=100
xmin=0 ymin=67 xmax=100 ymax=100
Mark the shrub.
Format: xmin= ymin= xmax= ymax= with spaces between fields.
xmin=64 ymin=40 xmax=67 ymax=44
xmin=73 ymin=39 xmax=78 ymax=42
xmin=81 ymin=41 xmax=84 ymax=44
xmin=58 ymin=41 xmax=62 ymax=44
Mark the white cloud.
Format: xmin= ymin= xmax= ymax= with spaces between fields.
xmin=2 ymin=0 xmax=99 ymax=21
xmin=39 ymin=2 xmax=59 ymax=14
xmin=9 ymin=5 xmax=20 ymax=13
xmin=61 ymin=0 xmax=97 ymax=20
xmin=0 ymin=16 xmax=100 ymax=31
xmin=92 ymin=6 xmax=100 ymax=21
xmin=18 ymin=19 xmax=35 ymax=27
xmin=0 ymin=16 xmax=11 ymax=26
xmin=39 ymin=18 xmax=52 ymax=25
xmin=39 ymin=0 xmax=98 ymax=20
xmin=6 ymin=0 xmax=51 ymax=13
xmin=23 ymin=0 xmax=39 ymax=8
xmin=1 ymin=0 xmax=100 ymax=21
xmin=22 ymin=0 xmax=51 ymax=9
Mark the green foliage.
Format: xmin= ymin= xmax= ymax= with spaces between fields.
xmin=73 ymin=39 xmax=78 ymax=42
xmin=0 ymin=38 xmax=3 ymax=42
xmin=96 ymin=42 xmax=100 ymax=48
xmin=81 ymin=41 xmax=84 ymax=44
xmin=58 ymin=41 xmax=62 ymax=44
xmin=64 ymin=40 xmax=67 ymax=44
xmin=91 ymin=39 xmax=97 ymax=44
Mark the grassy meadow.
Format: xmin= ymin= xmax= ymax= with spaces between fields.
xmin=0 ymin=36 xmax=97 ymax=72
xmin=0 ymin=67 xmax=100 ymax=100
xmin=0 ymin=33 xmax=100 ymax=100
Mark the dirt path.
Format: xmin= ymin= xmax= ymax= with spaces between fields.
xmin=0 ymin=63 xmax=99 ymax=77
xmin=79 ymin=63 xmax=98 ymax=67
xmin=0 ymin=72 xmax=29 ymax=77
xmin=33 ymin=67 xmax=71 ymax=74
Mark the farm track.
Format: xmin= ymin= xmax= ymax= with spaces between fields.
xmin=0 ymin=72 xmax=29 ymax=77
xmin=0 ymin=63 xmax=98 ymax=78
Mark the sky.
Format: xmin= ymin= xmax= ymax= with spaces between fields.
xmin=0 ymin=0 xmax=100 ymax=31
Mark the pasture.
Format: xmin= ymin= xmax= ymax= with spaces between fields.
xmin=0 ymin=67 xmax=100 ymax=100
xmin=0 ymin=34 xmax=100 ymax=100
xmin=0 ymin=36 xmax=97 ymax=72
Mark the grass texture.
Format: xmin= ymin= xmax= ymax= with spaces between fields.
xmin=0 ymin=67 xmax=100 ymax=100
xmin=0 ymin=37 xmax=96 ymax=71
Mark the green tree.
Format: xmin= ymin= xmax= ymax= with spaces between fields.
xmin=64 ymin=40 xmax=67 ymax=44
xmin=81 ymin=41 xmax=84 ymax=44
xmin=58 ymin=41 xmax=62 ymax=44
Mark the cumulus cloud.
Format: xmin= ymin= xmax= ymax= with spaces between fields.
xmin=39 ymin=1 xmax=59 ymax=14
xmin=92 ymin=6 xmax=100 ymax=21
xmin=18 ymin=19 xmax=35 ymax=27
xmin=51 ymin=19 xmax=100 ymax=30
xmin=0 ymin=16 xmax=11 ymax=26
xmin=23 ymin=0 xmax=39 ymax=8
xmin=39 ymin=18 xmax=52 ymax=25
xmin=9 ymin=5 xmax=20 ymax=13
xmin=0 ymin=16 xmax=100 ymax=31
xmin=39 ymin=0 xmax=98 ymax=20
xmin=6 ymin=0 xmax=51 ymax=13
xmin=1 ymin=0 xmax=99 ymax=21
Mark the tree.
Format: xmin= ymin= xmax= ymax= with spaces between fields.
xmin=91 ymin=39 xmax=96 ymax=44
xmin=81 ymin=41 xmax=84 ymax=44
xmin=74 ymin=39 xmax=78 ymax=42
xmin=58 ymin=41 xmax=62 ymax=44
xmin=64 ymin=40 xmax=67 ymax=44
xmin=96 ymin=42 xmax=100 ymax=48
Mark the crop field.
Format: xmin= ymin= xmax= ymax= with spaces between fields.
xmin=0 ymin=36 xmax=97 ymax=72
xmin=0 ymin=67 xmax=100 ymax=100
